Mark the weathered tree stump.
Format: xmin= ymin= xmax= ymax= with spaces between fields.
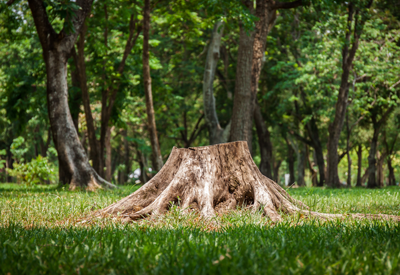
xmin=100 ymin=141 xmax=308 ymax=222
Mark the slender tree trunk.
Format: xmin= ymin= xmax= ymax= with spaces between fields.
xmin=203 ymin=21 xmax=227 ymax=145
xmin=367 ymin=121 xmax=379 ymax=188
xmin=305 ymin=117 xmax=325 ymax=186
xmin=286 ymin=138 xmax=295 ymax=185
xmin=387 ymin=156 xmax=396 ymax=186
xmin=273 ymin=160 xmax=282 ymax=184
xmin=230 ymin=23 xmax=255 ymax=149
xmin=346 ymin=114 xmax=352 ymax=187
xmin=137 ymin=149 xmax=148 ymax=184
xmin=356 ymin=144 xmax=363 ymax=187
xmin=73 ymin=24 xmax=103 ymax=176
xmin=383 ymin=131 xmax=397 ymax=186
xmin=306 ymin=145 xmax=318 ymax=187
xmin=254 ymin=103 xmax=273 ymax=178
xmin=377 ymin=151 xmax=386 ymax=187
xmin=327 ymin=2 xmax=371 ymax=188
xmin=143 ymin=0 xmax=163 ymax=171
xmin=105 ymin=126 xmax=113 ymax=182
xmin=69 ymin=59 xmax=81 ymax=133
xmin=297 ymin=143 xmax=306 ymax=186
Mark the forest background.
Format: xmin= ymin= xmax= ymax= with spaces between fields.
xmin=1 ymin=0 xmax=400 ymax=190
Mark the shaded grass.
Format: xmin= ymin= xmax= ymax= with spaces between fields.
xmin=1 ymin=184 xmax=400 ymax=274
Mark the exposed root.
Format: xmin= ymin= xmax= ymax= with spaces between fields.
xmin=70 ymin=168 xmax=117 ymax=191
xmin=91 ymin=141 xmax=398 ymax=223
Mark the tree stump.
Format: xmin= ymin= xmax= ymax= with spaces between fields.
xmin=100 ymin=141 xmax=308 ymax=222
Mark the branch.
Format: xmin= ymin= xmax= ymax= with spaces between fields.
xmin=27 ymin=0 xmax=56 ymax=48
xmin=187 ymin=113 xmax=205 ymax=146
xmin=272 ymin=0 xmax=303 ymax=10
xmin=106 ymin=15 xmax=142 ymax=117
xmin=289 ymin=130 xmax=313 ymax=146
xmin=389 ymin=79 xmax=400 ymax=90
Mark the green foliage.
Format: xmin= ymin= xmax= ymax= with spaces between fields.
xmin=7 ymin=155 xmax=57 ymax=185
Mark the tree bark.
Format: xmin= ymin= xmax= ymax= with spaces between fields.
xmin=367 ymin=107 xmax=394 ymax=188
xmin=273 ymin=160 xmax=282 ymax=184
xmin=376 ymin=151 xmax=386 ymax=187
xmin=383 ymin=130 xmax=397 ymax=186
xmin=99 ymin=141 xmax=308 ymax=222
xmin=327 ymin=2 xmax=372 ymax=188
xmin=230 ymin=0 xmax=302 ymax=150
xmin=105 ymin=126 xmax=114 ymax=182
xmin=230 ymin=23 xmax=255 ymax=149
xmin=143 ymin=0 xmax=163 ymax=172
xmin=367 ymin=119 xmax=379 ymax=188
xmin=307 ymin=117 xmax=325 ymax=186
xmin=203 ymin=21 xmax=228 ymax=145
xmin=346 ymin=114 xmax=352 ymax=187
xmin=254 ymin=103 xmax=273 ymax=178
xmin=297 ymin=143 xmax=306 ymax=186
xmin=27 ymin=0 xmax=115 ymax=190
xmin=72 ymin=23 xmax=103 ymax=176
xmin=306 ymin=145 xmax=318 ymax=187
xmin=356 ymin=144 xmax=363 ymax=187
xmin=387 ymin=156 xmax=396 ymax=186
xmin=286 ymin=138 xmax=295 ymax=185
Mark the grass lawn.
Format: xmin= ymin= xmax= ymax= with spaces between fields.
xmin=1 ymin=184 xmax=399 ymax=274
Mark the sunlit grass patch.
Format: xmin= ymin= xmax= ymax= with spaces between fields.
xmin=1 ymin=184 xmax=400 ymax=274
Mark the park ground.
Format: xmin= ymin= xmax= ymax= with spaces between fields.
xmin=1 ymin=184 xmax=400 ymax=274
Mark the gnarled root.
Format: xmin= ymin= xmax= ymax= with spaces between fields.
xmin=97 ymin=141 xmax=307 ymax=222
xmin=95 ymin=141 xmax=400 ymax=223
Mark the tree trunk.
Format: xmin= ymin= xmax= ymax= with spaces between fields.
xmin=143 ymin=0 xmax=163 ymax=171
xmin=230 ymin=24 xmax=255 ymax=149
xmin=73 ymin=24 xmax=103 ymax=176
xmin=305 ymin=117 xmax=325 ymax=186
xmin=254 ymin=103 xmax=273 ymax=178
xmin=367 ymin=123 xmax=379 ymax=188
xmin=356 ymin=144 xmax=363 ymax=187
xmin=306 ymin=145 xmax=318 ymax=187
xmin=28 ymin=0 xmax=115 ymax=190
xmin=203 ymin=21 xmax=228 ymax=145
xmin=99 ymin=141 xmax=308 ymax=222
xmin=105 ymin=126 xmax=113 ymax=182
xmin=377 ymin=151 xmax=386 ymax=187
xmin=346 ymin=114 xmax=352 ymax=187
xmin=69 ymin=57 xmax=81 ymax=133
xmin=387 ymin=156 xmax=396 ymax=186
xmin=383 ymin=130 xmax=397 ymax=186
xmin=297 ymin=143 xmax=306 ymax=186
xmin=273 ymin=160 xmax=282 ymax=184
xmin=286 ymin=138 xmax=295 ymax=185
xmin=327 ymin=2 xmax=371 ymax=188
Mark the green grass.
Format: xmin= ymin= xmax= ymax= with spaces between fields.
xmin=1 ymin=184 xmax=400 ymax=274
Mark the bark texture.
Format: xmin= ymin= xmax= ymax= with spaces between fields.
xmin=356 ymin=144 xmax=363 ymax=187
xmin=254 ymin=104 xmax=273 ymax=178
xmin=203 ymin=21 xmax=228 ymax=145
xmin=28 ymin=0 xmax=115 ymax=190
xmin=230 ymin=24 xmax=255 ymax=149
xmin=99 ymin=141 xmax=307 ymax=222
xmin=143 ymin=0 xmax=163 ymax=172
